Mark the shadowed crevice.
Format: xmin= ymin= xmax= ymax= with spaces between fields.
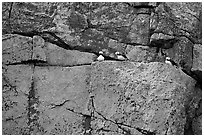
xmin=11 ymin=30 xmax=125 ymax=61
xmin=4 ymin=59 xmax=93 ymax=67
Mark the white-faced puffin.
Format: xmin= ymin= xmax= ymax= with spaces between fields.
xmin=97 ymin=51 xmax=105 ymax=61
xmin=115 ymin=51 xmax=127 ymax=61
xmin=165 ymin=57 xmax=178 ymax=67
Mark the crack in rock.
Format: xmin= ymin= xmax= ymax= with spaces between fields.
xmin=27 ymin=72 xmax=40 ymax=133
xmin=83 ymin=115 xmax=92 ymax=135
xmin=5 ymin=59 xmax=48 ymax=66
xmin=4 ymin=115 xmax=23 ymax=122
xmin=4 ymin=59 xmax=93 ymax=67
xmin=11 ymin=31 xmax=127 ymax=61
xmin=84 ymin=94 xmax=156 ymax=135
xmin=49 ymin=99 xmax=71 ymax=109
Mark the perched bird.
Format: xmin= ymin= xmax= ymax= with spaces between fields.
xmin=97 ymin=51 xmax=105 ymax=61
xmin=115 ymin=52 xmax=127 ymax=61
xmin=165 ymin=57 xmax=178 ymax=67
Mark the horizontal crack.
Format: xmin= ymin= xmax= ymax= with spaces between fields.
xmin=66 ymin=108 xmax=86 ymax=116
xmin=4 ymin=59 xmax=47 ymax=66
xmin=96 ymin=127 xmax=113 ymax=133
xmin=11 ymin=30 xmax=130 ymax=61
xmin=48 ymin=63 xmax=92 ymax=67
xmin=4 ymin=61 xmax=93 ymax=67
xmin=4 ymin=115 xmax=23 ymax=122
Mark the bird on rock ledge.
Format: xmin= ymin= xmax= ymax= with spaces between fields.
xmin=115 ymin=51 xmax=127 ymax=61
xmin=165 ymin=57 xmax=178 ymax=67
xmin=97 ymin=51 xmax=105 ymax=61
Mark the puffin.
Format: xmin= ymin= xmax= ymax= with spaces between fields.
xmin=165 ymin=57 xmax=178 ymax=67
xmin=97 ymin=51 xmax=105 ymax=61
xmin=115 ymin=52 xmax=127 ymax=61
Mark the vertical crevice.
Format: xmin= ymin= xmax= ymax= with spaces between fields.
xmin=8 ymin=2 xmax=13 ymax=32
xmin=184 ymin=120 xmax=194 ymax=135
xmin=83 ymin=115 xmax=92 ymax=135
xmin=8 ymin=2 xmax=13 ymax=19
xmin=27 ymin=64 xmax=42 ymax=134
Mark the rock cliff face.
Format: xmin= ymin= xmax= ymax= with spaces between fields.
xmin=2 ymin=2 xmax=202 ymax=135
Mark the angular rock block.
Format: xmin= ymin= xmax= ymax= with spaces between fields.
xmin=126 ymin=45 xmax=157 ymax=62
xmin=34 ymin=66 xmax=91 ymax=134
xmin=45 ymin=42 xmax=96 ymax=66
xmin=2 ymin=63 xmax=92 ymax=134
xmin=128 ymin=14 xmax=150 ymax=45
xmin=89 ymin=61 xmax=196 ymax=135
xmin=32 ymin=35 xmax=46 ymax=61
xmin=192 ymin=115 xmax=202 ymax=135
xmin=192 ymin=44 xmax=202 ymax=71
xmin=2 ymin=65 xmax=33 ymax=135
xmin=2 ymin=34 xmax=33 ymax=64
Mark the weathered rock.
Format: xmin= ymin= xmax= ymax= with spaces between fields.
xmin=108 ymin=39 xmax=127 ymax=53
xmin=32 ymin=35 xmax=46 ymax=61
xmin=2 ymin=64 xmax=92 ymax=135
xmin=2 ymin=34 xmax=33 ymax=64
xmin=44 ymin=42 xmax=96 ymax=66
xmin=190 ymin=87 xmax=202 ymax=135
xmin=165 ymin=2 xmax=201 ymax=37
xmin=128 ymin=14 xmax=150 ymax=45
xmin=2 ymin=2 xmax=202 ymax=135
xmin=192 ymin=44 xmax=202 ymax=71
xmin=154 ymin=3 xmax=201 ymax=40
xmin=2 ymin=59 xmax=199 ymax=135
xmin=150 ymin=33 xmax=175 ymax=41
xmin=163 ymin=37 xmax=193 ymax=70
xmin=2 ymin=34 xmax=96 ymax=67
xmin=34 ymin=65 xmax=91 ymax=134
xmin=2 ymin=65 xmax=33 ymax=134
xmin=150 ymin=2 xmax=201 ymax=67
xmin=192 ymin=115 xmax=202 ymax=135
xmin=126 ymin=45 xmax=157 ymax=62
xmin=89 ymin=61 xmax=196 ymax=135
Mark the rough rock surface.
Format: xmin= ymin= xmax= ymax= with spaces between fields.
xmin=126 ymin=45 xmax=158 ymax=62
xmin=44 ymin=42 xmax=95 ymax=66
xmin=2 ymin=35 xmax=33 ymax=64
xmin=2 ymin=2 xmax=202 ymax=135
xmin=89 ymin=61 xmax=196 ymax=135
xmin=2 ymin=65 xmax=33 ymax=134
xmin=2 ymin=64 xmax=91 ymax=134
xmin=192 ymin=115 xmax=202 ymax=135
xmin=2 ymin=60 xmax=197 ymax=135
xmin=192 ymin=44 xmax=202 ymax=71
xmin=34 ymin=66 xmax=91 ymax=134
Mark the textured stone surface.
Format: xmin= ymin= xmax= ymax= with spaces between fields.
xmin=89 ymin=61 xmax=196 ymax=135
xmin=2 ymin=65 xmax=33 ymax=134
xmin=2 ymin=34 xmax=96 ymax=67
xmin=32 ymin=35 xmax=46 ymax=61
xmin=163 ymin=37 xmax=193 ymax=71
xmin=192 ymin=44 xmax=202 ymax=71
xmin=128 ymin=14 xmax=150 ymax=45
xmin=126 ymin=45 xmax=157 ymax=62
xmin=2 ymin=60 xmax=197 ymax=135
xmin=34 ymin=66 xmax=91 ymax=134
xmin=45 ymin=42 xmax=96 ymax=66
xmin=2 ymin=2 xmax=202 ymax=135
xmin=192 ymin=115 xmax=202 ymax=135
xmin=2 ymin=35 xmax=33 ymax=64
xmin=2 ymin=64 xmax=92 ymax=135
